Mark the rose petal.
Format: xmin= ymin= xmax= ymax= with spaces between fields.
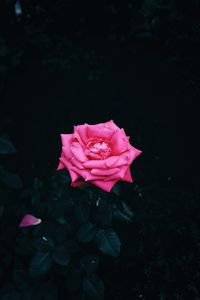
xmin=62 ymin=146 xmax=73 ymax=159
xmin=19 ymin=214 xmax=41 ymax=228
xmin=71 ymin=156 xmax=85 ymax=169
xmin=103 ymin=165 xmax=128 ymax=181
xmin=70 ymin=142 xmax=87 ymax=162
xmin=60 ymin=157 xmax=80 ymax=182
xmin=61 ymin=134 xmax=74 ymax=159
xmin=83 ymin=159 xmax=107 ymax=169
xmin=129 ymin=146 xmax=142 ymax=163
xmin=73 ymin=130 xmax=84 ymax=146
xmin=104 ymin=120 xmax=119 ymax=131
xmin=92 ymin=179 xmax=118 ymax=192
xmin=122 ymin=167 xmax=133 ymax=183
xmin=61 ymin=134 xmax=73 ymax=148
xmin=111 ymin=128 xmax=130 ymax=155
xmin=85 ymin=174 xmax=105 ymax=181
xmin=70 ymin=166 xmax=90 ymax=181
xmin=112 ymin=153 xmax=130 ymax=167
xmin=105 ymin=156 xmax=119 ymax=167
xmin=82 ymin=154 xmax=129 ymax=170
xmin=76 ymin=124 xmax=89 ymax=144
xmin=115 ymin=165 xmax=129 ymax=179
xmin=57 ymin=160 xmax=65 ymax=170
xmin=91 ymin=167 xmax=119 ymax=176
xmin=71 ymin=179 xmax=86 ymax=187
xmin=71 ymin=166 xmax=104 ymax=183
xmin=87 ymin=123 xmax=115 ymax=140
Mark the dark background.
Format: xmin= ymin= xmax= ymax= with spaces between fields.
xmin=0 ymin=0 xmax=200 ymax=299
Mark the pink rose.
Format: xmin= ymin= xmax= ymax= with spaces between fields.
xmin=57 ymin=120 xmax=142 ymax=192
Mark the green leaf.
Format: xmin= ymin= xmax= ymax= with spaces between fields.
xmin=77 ymin=223 xmax=96 ymax=243
xmin=53 ymin=246 xmax=70 ymax=266
xmin=83 ymin=275 xmax=105 ymax=300
xmin=80 ymin=255 xmax=99 ymax=274
xmin=112 ymin=183 xmax=121 ymax=196
xmin=0 ymin=166 xmax=23 ymax=189
xmin=121 ymin=201 xmax=135 ymax=218
xmin=29 ymin=251 xmax=52 ymax=277
xmin=113 ymin=201 xmax=135 ymax=223
xmin=0 ymin=137 xmax=16 ymax=154
xmin=113 ymin=210 xmax=133 ymax=223
xmin=97 ymin=229 xmax=121 ymax=257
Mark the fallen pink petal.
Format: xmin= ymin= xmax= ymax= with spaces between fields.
xmin=19 ymin=214 xmax=41 ymax=228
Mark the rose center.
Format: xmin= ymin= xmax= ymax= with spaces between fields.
xmin=85 ymin=138 xmax=112 ymax=160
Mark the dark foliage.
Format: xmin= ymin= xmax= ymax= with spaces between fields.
xmin=0 ymin=138 xmax=200 ymax=299
xmin=0 ymin=138 xmax=137 ymax=299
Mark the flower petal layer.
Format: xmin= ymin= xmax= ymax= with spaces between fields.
xmin=91 ymin=167 xmax=119 ymax=176
xmin=87 ymin=122 xmax=115 ymax=140
xmin=70 ymin=142 xmax=87 ymax=162
xmin=60 ymin=156 xmax=80 ymax=182
xmin=111 ymin=128 xmax=130 ymax=155
xmin=92 ymin=179 xmax=118 ymax=192
xmin=75 ymin=124 xmax=89 ymax=144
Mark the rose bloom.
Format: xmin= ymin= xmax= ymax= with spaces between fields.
xmin=57 ymin=120 xmax=142 ymax=192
